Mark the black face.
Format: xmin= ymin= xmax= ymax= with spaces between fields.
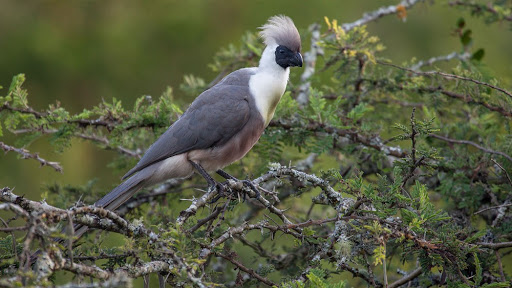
xmin=275 ymin=45 xmax=303 ymax=69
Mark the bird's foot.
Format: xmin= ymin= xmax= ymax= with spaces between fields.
xmin=240 ymin=179 xmax=261 ymax=200
xmin=224 ymin=178 xmax=260 ymax=201
xmin=215 ymin=169 xmax=261 ymax=201
xmin=208 ymin=181 xmax=228 ymax=204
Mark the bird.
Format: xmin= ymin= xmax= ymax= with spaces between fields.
xmin=72 ymin=15 xmax=302 ymax=239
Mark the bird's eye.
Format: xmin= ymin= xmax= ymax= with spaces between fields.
xmin=279 ymin=49 xmax=285 ymax=54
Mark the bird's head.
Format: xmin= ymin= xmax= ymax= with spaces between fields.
xmin=259 ymin=15 xmax=302 ymax=69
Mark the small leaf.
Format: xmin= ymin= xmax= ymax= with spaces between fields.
xmin=471 ymin=48 xmax=485 ymax=61
xmin=457 ymin=17 xmax=465 ymax=29
xmin=461 ymin=29 xmax=472 ymax=46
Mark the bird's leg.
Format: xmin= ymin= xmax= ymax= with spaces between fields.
xmin=216 ymin=169 xmax=260 ymax=199
xmin=189 ymin=161 xmax=225 ymax=196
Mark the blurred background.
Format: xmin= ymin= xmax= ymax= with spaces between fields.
xmin=1 ymin=0 xmax=511 ymax=202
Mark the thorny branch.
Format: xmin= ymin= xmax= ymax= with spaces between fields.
xmin=429 ymin=87 xmax=512 ymax=118
xmin=1 ymin=152 xmax=511 ymax=286
xmin=0 ymin=141 xmax=63 ymax=173
xmin=388 ymin=267 xmax=422 ymax=288
xmin=380 ymin=61 xmax=512 ymax=101
xmin=449 ymin=0 xmax=512 ymax=22
xmin=410 ymin=51 xmax=470 ymax=71
xmin=215 ymin=252 xmax=276 ymax=286
xmin=269 ymin=118 xmax=407 ymax=158
xmin=429 ymin=133 xmax=512 ymax=163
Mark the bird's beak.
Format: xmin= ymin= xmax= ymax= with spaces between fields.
xmin=293 ymin=52 xmax=303 ymax=67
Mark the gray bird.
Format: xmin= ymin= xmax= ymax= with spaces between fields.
xmin=74 ymin=15 xmax=302 ymax=238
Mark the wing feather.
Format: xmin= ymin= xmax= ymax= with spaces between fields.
xmin=122 ymin=69 xmax=254 ymax=179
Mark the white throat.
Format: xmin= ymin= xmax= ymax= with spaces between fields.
xmin=249 ymin=43 xmax=290 ymax=126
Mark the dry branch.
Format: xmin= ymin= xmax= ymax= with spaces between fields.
xmin=341 ymin=0 xmax=426 ymax=31
xmin=0 ymin=141 xmax=63 ymax=173
xmin=429 ymin=134 xmax=512 ymax=163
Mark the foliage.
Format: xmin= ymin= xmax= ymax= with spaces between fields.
xmin=1 ymin=1 xmax=512 ymax=287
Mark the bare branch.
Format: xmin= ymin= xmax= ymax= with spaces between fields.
xmin=491 ymin=158 xmax=512 ymax=187
xmin=474 ymin=202 xmax=512 ymax=215
xmin=76 ymin=133 xmax=140 ymax=159
xmin=477 ymin=242 xmax=512 ymax=250
xmin=215 ymin=252 xmax=276 ymax=286
xmin=410 ymin=51 xmax=470 ymax=71
xmin=380 ymin=61 xmax=512 ymax=100
xmin=388 ymin=267 xmax=423 ymax=288
xmin=0 ymin=102 xmax=47 ymax=118
xmin=429 ymin=134 xmax=512 ymax=163
xmin=342 ymin=0 xmax=427 ymax=31
xmin=0 ymin=141 xmax=63 ymax=173
xmin=449 ymin=1 xmax=512 ymax=22
xmin=434 ymin=88 xmax=512 ymax=118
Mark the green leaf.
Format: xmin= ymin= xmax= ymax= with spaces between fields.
xmin=8 ymin=74 xmax=26 ymax=93
xmin=471 ymin=48 xmax=485 ymax=61
xmin=461 ymin=29 xmax=472 ymax=46
xmin=457 ymin=17 xmax=465 ymax=29
xmin=347 ymin=102 xmax=373 ymax=123
xmin=473 ymin=252 xmax=482 ymax=285
xmin=307 ymin=269 xmax=328 ymax=288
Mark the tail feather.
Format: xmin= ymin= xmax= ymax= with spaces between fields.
xmin=95 ymin=174 xmax=146 ymax=210
xmin=70 ymin=174 xmax=146 ymax=240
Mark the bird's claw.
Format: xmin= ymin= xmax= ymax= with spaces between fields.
xmin=207 ymin=179 xmax=260 ymax=204
xmin=240 ymin=179 xmax=261 ymax=200
xmin=208 ymin=181 xmax=227 ymax=204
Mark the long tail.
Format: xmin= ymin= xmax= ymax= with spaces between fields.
xmin=70 ymin=173 xmax=147 ymax=240
xmin=29 ymin=173 xmax=148 ymax=263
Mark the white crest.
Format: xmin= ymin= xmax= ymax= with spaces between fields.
xmin=259 ymin=15 xmax=301 ymax=52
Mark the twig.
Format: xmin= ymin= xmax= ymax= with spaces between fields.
xmin=491 ymin=158 xmax=512 ymax=187
xmin=0 ymin=187 xmax=158 ymax=241
xmin=0 ymin=141 xmax=63 ymax=173
xmin=449 ymin=1 xmax=512 ymax=22
xmin=474 ymin=203 xmax=512 ymax=215
xmin=342 ymin=0 xmax=426 ymax=31
xmin=269 ymin=118 xmax=407 ymax=158
xmin=175 ymin=185 xmax=220 ymax=226
xmin=200 ymin=221 xmax=306 ymax=260
xmin=410 ymin=51 xmax=470 ymax=71
xmin=380 ymin=61 xmax=512 ymax=100
xmin=187 ymin=205 xmax=224 ymax=233
xmin=0 ymin=225 xmax=28 ymax=232
xmin=477 ymin=241 xmax=512 ymax=249
xmin=429 ymin=134 xmax=512 ymax=163
xmin=388 ymin=267 xmax=422 ymax=288
xmin=495 ymin=250 xmax=506 ymax=282
xmin=263 ymin=163 xmax=347 ymax=206
xmin=76 ymin=133 xmax=140 ymax=159
xmin=0 ymin=102 xmax=117 ymax=130
xmin=73 ymin=251 xmax=136 ymax=261
xmin=433 ymin=88 xmax=512 ymax=118
xmin=215 ymin=252 xmax=276 ymax=287
xmin=0 ymin=102 xmax=47 ymax=118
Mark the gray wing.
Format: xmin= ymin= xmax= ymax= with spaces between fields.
xmin=122 ymin=70 xmax=254 ymax=179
